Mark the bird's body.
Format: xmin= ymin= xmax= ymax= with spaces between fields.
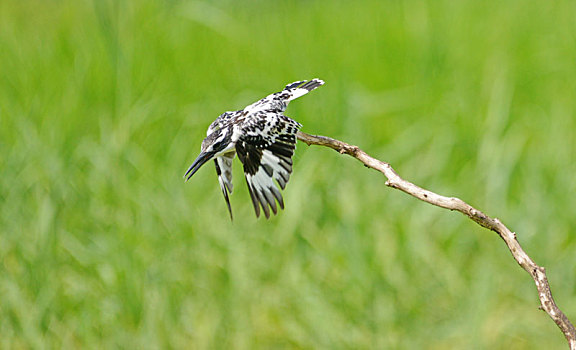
xmin=184 ymin=79 xmax=324 ymax=219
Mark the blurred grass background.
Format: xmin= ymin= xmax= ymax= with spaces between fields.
xmin=1 ymin=0 xmax=576 ymax=348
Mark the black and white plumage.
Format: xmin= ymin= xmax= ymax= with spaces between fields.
xmin=184 ymin=79 xmax=324 ymax=219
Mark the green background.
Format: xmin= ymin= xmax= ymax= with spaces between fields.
xmin=1 ymin=0 xmax=575 ymax=348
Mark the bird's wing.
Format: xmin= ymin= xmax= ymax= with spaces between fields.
xmin=214 ymin=152 xmax=235 ymax=220
xmin=244 ymin=79 xmax=324 ymax=113
xmin=235 ymin=113 xmax=301 ymax=219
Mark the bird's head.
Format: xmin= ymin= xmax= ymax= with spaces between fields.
xmin=184 ymin=126 xmax=233 ymax=181
xmin=201 ymin=126 xmax=231 ymax=153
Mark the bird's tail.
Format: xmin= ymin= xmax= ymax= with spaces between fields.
xmin=280 ymin=78 xmax=324 ymax=102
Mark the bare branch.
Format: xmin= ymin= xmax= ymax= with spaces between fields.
xmin=297 ymin=131 xmax=576 ymax=349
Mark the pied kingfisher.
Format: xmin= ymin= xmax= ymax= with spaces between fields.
xmin=184 ymin=79 xmax=324 ymax=220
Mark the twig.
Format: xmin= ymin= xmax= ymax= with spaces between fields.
xmin=296 ymin=130 xmax=576 ymax=349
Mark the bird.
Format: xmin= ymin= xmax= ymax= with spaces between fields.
xmin=184 ymin=78 xmax=325 ymax=220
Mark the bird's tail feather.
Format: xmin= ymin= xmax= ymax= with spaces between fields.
xmin=281 ymin=78 xmax=324 ymax=102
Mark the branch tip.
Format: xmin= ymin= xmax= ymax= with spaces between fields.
xmin=296 ymin=130 xmax=576 ymax=348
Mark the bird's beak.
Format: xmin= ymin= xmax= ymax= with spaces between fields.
xmin=184 ymin=151 xmax=214 ymax=181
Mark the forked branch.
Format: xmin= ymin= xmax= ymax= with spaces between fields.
xmin=297 ymin=131 xmax=576 ymax=349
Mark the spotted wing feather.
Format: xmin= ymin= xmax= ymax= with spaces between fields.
xmin=236 ymin=114 xmax=301 ymax=219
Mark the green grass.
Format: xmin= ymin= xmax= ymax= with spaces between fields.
xmin=1 ymin=0 xmax=576 ymax=348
